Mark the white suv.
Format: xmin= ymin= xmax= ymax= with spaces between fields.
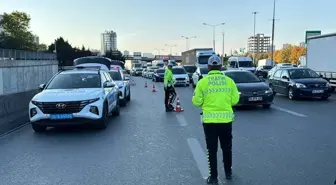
xmin=108 ymin=69 xmax=131 ymax=106
xmin=29 ymin=67 xmax=121 ymax=132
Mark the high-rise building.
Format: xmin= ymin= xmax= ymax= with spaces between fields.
xmin=33 ymin=34 xmax=39 ymax=45
xmin=247 ymin=33 xmax=271 ymax=53
xmin=0 ymin=14 xmax=4 ymax=33
xmin=100 ymin=30 xmax=117 ymax=54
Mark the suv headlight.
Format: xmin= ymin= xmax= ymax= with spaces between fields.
xmin=295 ymin=83 xmax=306 ymax=88
xmin=81 ymin=98 xmax=100 ymax=105
xmin=326 ymin=82 xmax=331 ymax=87
xmin=265 ymin=89 xmax=272 ymax=94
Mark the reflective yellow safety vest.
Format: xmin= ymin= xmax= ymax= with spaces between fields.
xmin=192 ymin=70 xmax=240 ymax=123
xmin=164 ymin=69 xmax=174 ymax=87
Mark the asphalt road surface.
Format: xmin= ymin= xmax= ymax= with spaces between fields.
xmin=0 ymin=77 xmax=335 ymax=185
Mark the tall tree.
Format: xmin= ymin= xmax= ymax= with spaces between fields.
xmin=0 ymin=11 xmax=36 ymax=50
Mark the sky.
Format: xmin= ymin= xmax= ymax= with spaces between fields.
xmin=1 ymin=0 xmax=336 ymax=55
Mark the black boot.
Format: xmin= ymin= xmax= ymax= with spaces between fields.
xmin=225 ymin=169 xmax=232 ymax=180
xmin=165 ymin=106 xmax=173 ymax=112
xmin=206 ymin=176 xmax=218 ymax=184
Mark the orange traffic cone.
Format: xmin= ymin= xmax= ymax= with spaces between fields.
xmin=152 ymin=84 xmax=157 ymax=92
xmin=144 ymin=82 xmax=147 ymax=88
xmin=174 ymin=97 xmax=184 ymax=112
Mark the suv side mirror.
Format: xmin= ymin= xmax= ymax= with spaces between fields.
xmin=39 ymin=84 xmax=46 ymax=90
xmin=103 ymin=81 xmax=115 ymax=88
xmin=319 ymin=74 xmax=323 ymax=78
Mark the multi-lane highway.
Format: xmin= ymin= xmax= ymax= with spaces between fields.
xmin=0 ymin=77 xmax=335 ymax=185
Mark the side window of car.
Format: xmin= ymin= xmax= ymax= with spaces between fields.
xmin=229 ymin=61 xmax=236 ymax=68
xmin=101 ymin=72 xmax=107 ymax=86
xmin=273 ymin=70 xmax=282 ymax=78
xmin=281 ymin=70 xmax=289 ymax=78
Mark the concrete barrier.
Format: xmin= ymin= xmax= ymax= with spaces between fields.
xmin=0 ymin=59 xmax=58 ymax=135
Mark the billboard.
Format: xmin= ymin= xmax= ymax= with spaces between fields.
xmin=305 ymin=30 xmax=321 ymax=43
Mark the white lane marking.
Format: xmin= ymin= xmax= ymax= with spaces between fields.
xmin=187 ymin=138 xmax=209 ymax=179
xmin=272 ymin=105 xmax=308 ymax=117
xmin=176 ymin=114 xmax=188 ymax=126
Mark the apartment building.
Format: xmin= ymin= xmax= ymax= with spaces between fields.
xmin=101 ymin=30 xmax=117 ymax=54
xmin=247 ymin=33 xmax=271 ymax=53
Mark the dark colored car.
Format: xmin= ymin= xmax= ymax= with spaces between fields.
xmin=268 ymin=67 xmax=331 ymax=100
xmin=224 ymin=70 xmax=274 ymax=108
xmin=183 ymin=65 xmax=197 ymax=82
xmin=256 ymin=65 xmax=273 ymax=78
xmin=153 ymin=68 xmax=165 ymax=82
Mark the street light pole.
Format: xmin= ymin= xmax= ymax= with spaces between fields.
xmin=222 ymin=30 xmax=225 ymax=62
xmin=271 ymin=0 xmax=276 ymax=63
xmin=181 ymin=36 xmax=196 ymax=50
xmin=252 ymin=12 xmax=258 ymax=65
xmin=203 ymin=22 xmax=225 ymax=51
xmin=154 ymin=48 xmax=164 ymax=55
xmin=165 ymin=44 xmax=177 ymax=55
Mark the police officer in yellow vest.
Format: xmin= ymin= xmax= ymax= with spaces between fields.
xmin=192 ymin=55 xmax=239 ymax=184
xmin=164 ymin=63 xmax=176 ymax=112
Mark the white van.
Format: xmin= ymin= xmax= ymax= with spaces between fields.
xmin=227 ymin=56 xmax=255 ymax=72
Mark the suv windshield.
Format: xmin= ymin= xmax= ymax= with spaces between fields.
xmin=46 ymin=73 xmax=101 ymax=89
xmin=184 ymin=66 xmax=197 ymax=73
xmin=200 ymin=68 xmax=209 ymax=74
xmin=288 ymin=69 xmax=320 ymax=79
xmin=225 ymin=71 xmax=261 ymax=83
xmin=109 ymin=71 xmax=122 ymax=81
xmin=238 ymin=61 xmax=254 ymax=67
xmin=198 ymin=56 xmax=210 ymax=64
xmin=172 ymin=68 xmax=186 ymax=74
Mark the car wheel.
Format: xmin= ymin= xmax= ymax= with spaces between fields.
xmin=126 ymin=90 xmax=131 ymax=101
xmin=31 ymin=124 xmax=47 ymax=133
xmin=186 ymin=83 xmax=190 ymax=87
xmin=112 ymin=98 xmax=120 ymax=116
xmin=288 ymin=87 xmax=296 ymax=100
xmin=97 ymin=103 xmax=108 ymax=129
xmin=269 ymin=84 xmax=276 ymax=95
xmin=262 ymin=104 xmax=271 ymax=109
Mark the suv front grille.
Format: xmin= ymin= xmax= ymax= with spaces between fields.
xmin=242 ymin=90 xmax=265 ymax=96
xmin=35 ymin=101 xmax=90 ymax=114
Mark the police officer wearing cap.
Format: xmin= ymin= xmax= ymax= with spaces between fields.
xmin=164 ymin=63 xmax=176 ymax=112
xmin=192 ymin=55 xmax=240 ymax=184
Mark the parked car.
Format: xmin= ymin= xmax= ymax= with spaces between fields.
xmin=268 ymin=67 xmax=331 ymax=100
xmin=108 ymin=69 xmax=131 ymax=106
xmin=183 ymin=65 xmax=197 ymax=83
xmin=267 ymin=63 xmax=293 ymax=79
xmin=224 ymin=70 xmax=274 ymax=108
xmin=172 ymin=66 xmax=190 ymax=87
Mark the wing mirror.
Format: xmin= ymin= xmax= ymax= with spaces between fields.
xmin=103 ymin=81 xmax=115 ymax=88
xmin=39 ymin=84 xmax=46 ymax=90
xmin=319 ymin=74 xmax=323 ymax=78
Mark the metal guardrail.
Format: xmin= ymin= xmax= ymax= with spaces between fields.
xmin=0 ymin=48 xmax=56 ymax=60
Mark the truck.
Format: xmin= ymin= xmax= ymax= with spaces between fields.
xmin=306 ymin=33 xmax=336 ymax=91
xmin=152 ymin=60 xmax=165 ymax=68
xmin=181 ymin=48 xmax=215 ymax=67
xmin=257 ymin=59 xmax=274 ymax=67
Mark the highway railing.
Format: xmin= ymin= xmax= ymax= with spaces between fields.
xmin=0 ymin=48 xmax=56 ymax=60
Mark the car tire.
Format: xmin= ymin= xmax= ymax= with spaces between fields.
xmin=112 ymin=98 xmax=120 ymax=116
xmin=126 ymin=90 xmax=131 ymax=101
xmin=31 ymin=124 xmax=47 ymax=133
xmin=97 ymin=103 xmax=108 ymax=129
xmin=288 ymin=87 xmax=296 ymax=100
xmin=186 ymin=83 xmax=190 ymax=87
xmin=262 ymin=104 xmax=271 ymax=109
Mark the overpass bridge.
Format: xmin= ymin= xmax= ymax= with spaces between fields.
xmin=125 ymin=55 xmax=182 ymax=63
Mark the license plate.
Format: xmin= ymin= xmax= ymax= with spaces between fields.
xmin=177 ymin=80 xmax=184 ymax=82
xmin=248 ymin=97 xmax=262 ymax=101
xmin=312 ymin=90 xmax=324 ymax=93
xmin=50 ymin=114 xmax=73 ymax=120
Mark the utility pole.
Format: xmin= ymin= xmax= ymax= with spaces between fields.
xmin=181 ymin=36 xmax=196 ymax=50
xmin=271 ymin=0 xmax=276 ymax=63
xmin=165 ymin=44 xmax=177 ymax=55
xmin=252 ymin=12 xmax=258 ymax=65
xmin=222 ymin=30 xmax=225 ymax=63
xmin=203 ymin=22 xmax=225 ymax=51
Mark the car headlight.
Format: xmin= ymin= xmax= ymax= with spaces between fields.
xmin=326 ymin=82 xmax=331 ymax=87
xmin=238 ymin=92 xmax=242 ymax=95
xmin=265 ymin=89 xmax=272 ymax=94
xmin=81 ymin=98 xmax=100 ymax=104
xmin=295 ymin=83 xmax=306 ymax=88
